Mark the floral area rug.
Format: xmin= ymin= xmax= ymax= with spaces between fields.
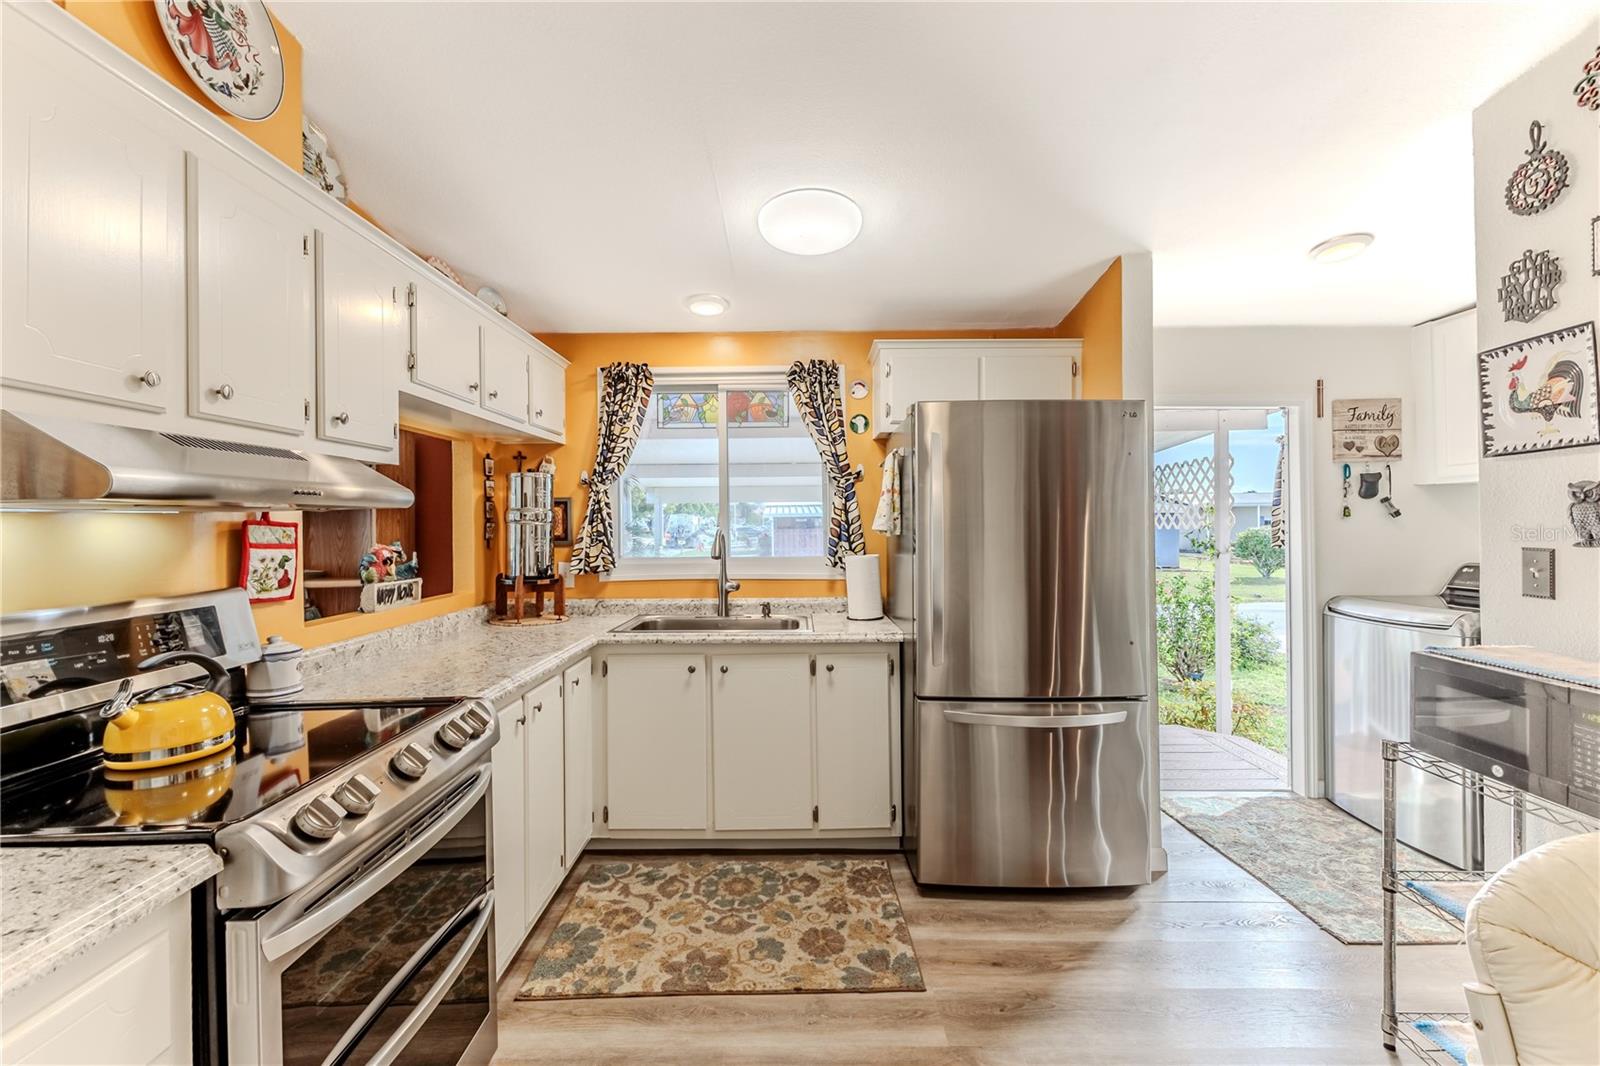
xmin=1161 ymin=792 xmax=1464 ymax=944
xmin=516 ymin=857 xmax=925 ymax=999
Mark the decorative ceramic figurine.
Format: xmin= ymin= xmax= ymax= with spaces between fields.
xmin=359 ymin=541 xmax=418 ymax=583
xmin=1569 ymin=480 xmax=1600 ymax=547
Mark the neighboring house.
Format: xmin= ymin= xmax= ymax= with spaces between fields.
xmin=1158 ymin=490 xmax=1275 ymax=567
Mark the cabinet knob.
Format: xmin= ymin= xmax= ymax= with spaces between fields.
xmin=137 ymin=370 xmax=162 ymax=388
xmin=825 ymin=663 xmax=834 ymax=672
xmin=517 ymin=713 xmax=527 ymax=726
xmin=214 ymin=383 xmax=235 ymax=400
xmin=488 ymin=390 xmax=499 ymax=400
xmin=687 ymin=665 xmax=696 ymax=674
xmin=469 ymin=382 xmax=480 ymax=392
xmin=572 ymin=678 xmax=580 ymax=688
xmin=883 ymin=402 xmax=890 ymax=420
xmin=536 ymin=408 xmax=545 ymax=418
xmin=333 ymin=411 xmax=350 ymax=425
xmin=720 ymin=664 xmax=729 ymax=674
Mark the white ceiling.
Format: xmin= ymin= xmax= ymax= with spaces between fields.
xmin=276 ymin=2 xmax=1596 ymax=333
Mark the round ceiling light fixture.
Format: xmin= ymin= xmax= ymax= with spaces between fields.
xmin=757 ymin=188 xmax=863 ymax=256
xmin=1308 ymin=232 xmax=1375 ymax=264
xmin=684 ymin=293 xmax=729 ymax=317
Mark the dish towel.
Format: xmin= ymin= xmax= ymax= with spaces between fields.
xmin=872 ymin=449 xmax=902 ymax=535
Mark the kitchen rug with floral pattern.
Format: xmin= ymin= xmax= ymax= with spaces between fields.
xmin=515 ymin=858 xmax=925 ymax=999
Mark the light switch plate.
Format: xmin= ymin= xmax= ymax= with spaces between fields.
xmin=1521 ymin=547 xmax=1555 ymax=599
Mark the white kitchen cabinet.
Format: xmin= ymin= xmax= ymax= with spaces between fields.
xmin=315 ymin=228 xmax=401 ymax=453
xmin=815 ymin=652 xmax=895 ymax=830
xmin=979 ymin=345 xmax=1078 ymax=401
xmin=408 ymin=275 xmax=483 ymax=405
xmin=188 ymin=153 xmax=313 ymax=435
xmin=563 ymin=662 xmax=594 ymax=859
xmin=528 ymin=346 xmax=567 ymax=439
xmin=711 ymin=654 xmax=813 ymax=830
xmin=869 ymin=339 xmax=1081 ymax=437
xmin=525 ymin=675 xmax=567 ymax=920
xmin=481 ymin=327 xmax=530 ymax=424
xmin=603 ymin=654 xmax=708 ymax=829
xmin=1 ymin=893 xmax=192 ymax=1065
xmin=491 ymin=699 xmax=529 ymax=977
xmin=1 ymin=12 xmax=185 ymax=415
xmin=1411 ymin=309 xmax=1480 ymax=485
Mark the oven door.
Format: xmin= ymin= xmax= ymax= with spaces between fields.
xmin=226 ymin=763 xmax=496 ymax=1066
xmin=1410 ymin=654 xmax=1550 ymax=791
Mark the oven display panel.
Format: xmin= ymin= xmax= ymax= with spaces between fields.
xmin=0 ymin=608 xmax=224 ymax=703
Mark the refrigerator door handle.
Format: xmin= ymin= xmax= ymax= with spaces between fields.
xmin=939 ymin=705 xmax=1129 ymax=729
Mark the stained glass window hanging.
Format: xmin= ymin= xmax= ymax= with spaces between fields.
xmin=657 ymin=390 xmax=788 ymax=427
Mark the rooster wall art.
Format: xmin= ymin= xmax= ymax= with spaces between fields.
xmin=1479 ymin=323 xmax=1600 ymax=457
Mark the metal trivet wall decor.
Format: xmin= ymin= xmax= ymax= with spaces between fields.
xmin=1498 ymin=249 xmax=1563 ymax=323
xmin=1504 ymin=122 xmax=1570 ymax=216
xmin=1576 ymin=46 xmax=1599 ymax=112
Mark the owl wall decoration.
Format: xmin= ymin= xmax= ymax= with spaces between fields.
xmin=1569 ymin=480 xmax=1600 ymax=548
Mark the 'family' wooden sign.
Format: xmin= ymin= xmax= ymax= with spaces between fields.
xmin=1331 ymin=397 xmax=1402 ymax=460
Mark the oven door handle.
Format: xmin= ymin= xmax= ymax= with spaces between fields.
xmin=261 ymin=762 xmax=491 ymax=963
xmin=338 ymin=890 xmax=494 ymax=1066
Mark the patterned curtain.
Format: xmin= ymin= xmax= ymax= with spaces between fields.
xmin=571 ymin=363 xmax=654 ymax=574
xmin=787 ymin=360 xmax=865 ymax=567
xmin=1269 ymin=433 xmax=1287 ymax=549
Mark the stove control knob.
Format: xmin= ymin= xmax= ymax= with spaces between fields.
xmin=435 ymin=719 xmax=472 ymax=751
xmin=331 ymin=773 xmax=382 ymax=816
xmin=389 ymin=742 xmax=433 ymax=781
xmin=292 ymin=795 xmax=346 ymax=841
xmin=460 ymin=706 xmax=491 ymax=737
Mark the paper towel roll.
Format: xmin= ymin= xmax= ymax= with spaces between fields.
xmin=845 ymin=554 xmax=883 ymax=620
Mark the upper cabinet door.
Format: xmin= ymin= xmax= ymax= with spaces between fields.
xmin=409 ymin=279 xmax=482 ymax=404
xmin=879 ymin=351 xmax=980 ymax=432
xmin=480 ymin=327 xmax=530 ymax=423
xmin=980 ymin=346 xmax=1078 ymax=401
xmin=527 ymin=348 xmax=566 ymax=439
xmin=1432 ymin=311 xmax=1481 ymax=484
xmin=315 ymin=229 xmax=401 ymax=452
xmin=189 ymin=154 xmax=312 ymax=435
xmin=1 ymin=14 xmax=184 ymax=413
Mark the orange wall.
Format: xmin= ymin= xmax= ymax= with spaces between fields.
xmin=62 ymin=0 xmax=304 ymax=168
xmin=1054 ymin=259 xmax=1123 ymax=399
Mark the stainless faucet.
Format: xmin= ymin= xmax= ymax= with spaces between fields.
xmin=710 ymin=530 xmax=740 ymax=617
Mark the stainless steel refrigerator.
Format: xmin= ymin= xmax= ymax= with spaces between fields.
xmin=889 ymin=399 xmax=1155 ymax=888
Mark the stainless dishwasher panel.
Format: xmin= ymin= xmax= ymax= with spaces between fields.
xmin=909 ymin=698 xmax=1151 ymax=887
xmin=1324 ymin=603 xmax=1478 ymax=868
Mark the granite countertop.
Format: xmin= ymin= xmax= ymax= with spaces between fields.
xmin=298 ymin=600 xmax=903 ymax=710
xmin=0 ymin=844 xmax=221 ymax=998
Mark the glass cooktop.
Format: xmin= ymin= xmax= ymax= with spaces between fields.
xmin=0 ymin=700 xmax=460 ymax=842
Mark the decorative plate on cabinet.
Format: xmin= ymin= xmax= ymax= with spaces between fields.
xmin=476 ymin=286 xmax=509 ymax=315
xmin=155 ymin=0 xmax=285 ymax=122
xmin=301 ymin=118 xmax=346 ymax=202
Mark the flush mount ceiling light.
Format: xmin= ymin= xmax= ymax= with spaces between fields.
xmin=1308 ymin=232 xmax=1375 ymax=264
xmin=757 ymin=188 xmax=863 ymax=256
xmin=684 ymin=293 xmax=729 ymax=317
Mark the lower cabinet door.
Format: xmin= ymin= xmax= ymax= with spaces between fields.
xmin=491 ymin=700 xmax=528 ymax=977
xmin=563 ymin=663 xmax=593 ymax=858
xmin=605 ymin=654 xmax=708 ymax=829
xmin=711 ymin=654 xmax=813 ymax=830
xmin=525 ymin=676 xmax=566 ymax=918
xmin=816 ymin=653 xmax=894 ymax=829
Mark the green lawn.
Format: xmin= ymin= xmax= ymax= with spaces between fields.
xmin=1164 ymin=552 xmax=1285 ymax=603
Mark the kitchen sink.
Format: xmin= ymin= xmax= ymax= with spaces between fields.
xmin=612 ymin=614 xmax=811 ymax=633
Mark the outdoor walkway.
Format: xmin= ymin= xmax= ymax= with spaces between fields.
xmin=1159 ymin=724 xmax=1288 ymax=791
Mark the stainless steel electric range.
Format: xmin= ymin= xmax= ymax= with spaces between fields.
xmin=0 ymin=589 xmax=499 ymax=1066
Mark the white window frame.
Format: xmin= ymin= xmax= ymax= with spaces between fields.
xmin=602 ymin=365 xmax=842 ymax=582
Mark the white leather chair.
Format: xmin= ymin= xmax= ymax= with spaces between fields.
xmin=1463 ymin=831 xmax=1599 ymax=1066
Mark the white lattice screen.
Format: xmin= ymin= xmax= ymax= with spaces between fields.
xmin=1154 ymin=455 xmax=1235 ymax=533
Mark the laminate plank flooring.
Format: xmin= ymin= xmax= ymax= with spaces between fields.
xmin=493 ymin=816 xmax=1471 ymax=1064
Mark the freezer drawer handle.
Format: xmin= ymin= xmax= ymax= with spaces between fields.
xmin=941 ymin=708 xmax=1127 ymax=729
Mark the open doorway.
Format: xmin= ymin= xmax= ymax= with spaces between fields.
xmin=1155 ymin=407 xmax=1293 ymax=791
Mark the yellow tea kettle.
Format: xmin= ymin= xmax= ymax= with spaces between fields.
xmin=100 ymin=651 xmax=236 ymax=769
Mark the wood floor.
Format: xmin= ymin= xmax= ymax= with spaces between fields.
xmin=492 ymin=816 xmax=1472 ymax=1064
xmin=1160 ymin=725 xmax=1290 ymax=791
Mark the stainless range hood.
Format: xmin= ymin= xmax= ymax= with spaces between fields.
xmin=1 ymin=411 xmax=414 ymax=511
